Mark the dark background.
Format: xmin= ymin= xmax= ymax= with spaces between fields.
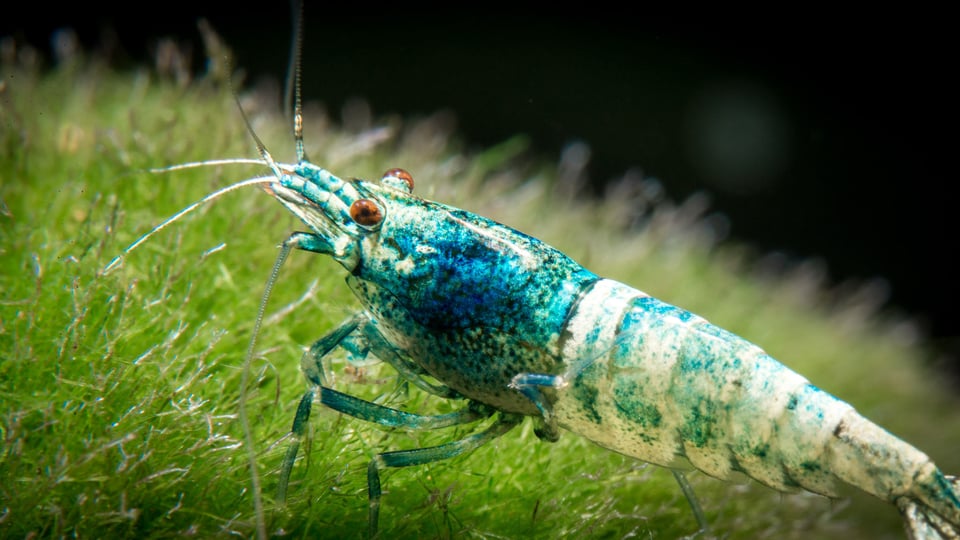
xmin=4 ymin=6 xmax=956 ymax=384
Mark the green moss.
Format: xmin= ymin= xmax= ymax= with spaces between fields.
xmin=2 ymin=42 xmax=958 ymax=540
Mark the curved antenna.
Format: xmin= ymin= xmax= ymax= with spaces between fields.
xmin=101 ymin=176 xmax=276 ymax=274
xmin=223 ymin=54 xmax=277 ymax=540
xmin=147 ymin=158 xmax=267 ymax=174
xmin=226 ymin=11 xmax=305 ymax=537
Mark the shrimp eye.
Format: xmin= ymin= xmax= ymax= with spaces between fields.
xmin=381 ymin=168 xmax=414 ymax=193
xmin=350 ymin=199 xmax=383 ymax=227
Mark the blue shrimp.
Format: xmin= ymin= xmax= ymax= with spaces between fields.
xmin=260 ymin=158 xmax=960 ymax=540
xmin=109 ymin=11 xmax=960 ymax=540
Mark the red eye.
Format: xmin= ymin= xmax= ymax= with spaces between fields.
xmin=382 ymin=168 xmax=414 ymax=192
xmin=350 ymin=199 xmax=383 ymax=226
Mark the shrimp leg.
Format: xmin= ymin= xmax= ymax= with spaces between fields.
xmin=282 ymin=378 xmax=513 ymax=537
xmin=279 ymin=312 xmax=475 ymax=504
xmin=299 ymin=313 xmax=459 ymax=398
xmin=368 ymin=413 xmax=521 ymax=537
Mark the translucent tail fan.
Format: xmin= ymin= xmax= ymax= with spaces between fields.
xmin=899 ymin=475 xmax=960 ymax=540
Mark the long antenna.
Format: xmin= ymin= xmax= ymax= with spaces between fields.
xmin=100 ymin=175 xmax=274 ymax=274
xmin=290 ymin=0 xmax=309 ymax=163
xmin=282 ymin=0 xmax=297 ymax=132
xmin=227 ymin=52 xmax=280 ymax=540
xmin=236 ymin=4 xmax=305 ymax=540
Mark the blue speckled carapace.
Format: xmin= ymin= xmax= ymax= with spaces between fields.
xmin=271 ymin=162 xmax=595 ymax=414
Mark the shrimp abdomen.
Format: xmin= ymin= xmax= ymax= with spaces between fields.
xmin=553 ymin=278 xmax=951 ymax=510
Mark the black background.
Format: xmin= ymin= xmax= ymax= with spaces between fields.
xmin=4 ymin=6 xmax=957 ymax=385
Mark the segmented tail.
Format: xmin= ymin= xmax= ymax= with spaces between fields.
xmin=899 ymin=473 xmax=960 ymax=540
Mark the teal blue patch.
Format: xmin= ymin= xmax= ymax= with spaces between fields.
xmin=613 ymin=379 xmax=662 ymax=429
xmin=786 ymin=395 xmax=798 ymax=410
xmin=679 ymin=401 xmax=721 ymax=448
xmin=571 ymin=378 xmax=602 ymax=425
xmin=932 ymin=470 xmax=960 ymax=509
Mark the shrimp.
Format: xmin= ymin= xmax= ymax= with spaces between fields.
xmin=108 ymin=6 xmax=959 ymax=540
xmin=259 ymin=159 xmax=959 ymax=539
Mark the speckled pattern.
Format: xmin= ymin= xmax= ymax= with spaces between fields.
xmin=267 ymin=162 xmax=959 ymax=538
xmin=347 ymin=186 xmax=598 ymax=414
